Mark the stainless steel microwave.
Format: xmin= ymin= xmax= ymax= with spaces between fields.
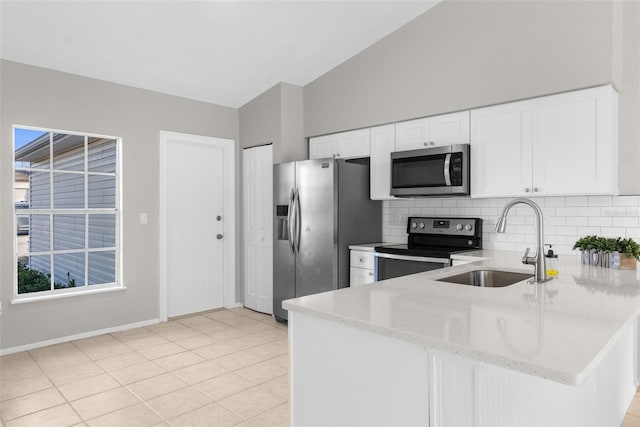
xmin=390 ymin=144 xmax=470 ymax=197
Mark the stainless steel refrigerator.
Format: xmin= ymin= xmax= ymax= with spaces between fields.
xmin=273 ymin=158 xmax=382 ymax=321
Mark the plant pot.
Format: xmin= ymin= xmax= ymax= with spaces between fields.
xmin=619 ymin=254 xmax=638 ymax=270
xmin=580 ymin=251 xmax=590 ymax=265
xmin=606 ymin=252 xmax=638 ymax=270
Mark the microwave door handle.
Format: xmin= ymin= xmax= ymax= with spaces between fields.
xmin=444 ymin=153 xmax=452 ymax=186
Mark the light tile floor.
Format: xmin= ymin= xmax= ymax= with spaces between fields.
xmin=0 ymin=308 xmax=289 ymax=427
xmin=2 ymin=308 xmax=639 ymax=427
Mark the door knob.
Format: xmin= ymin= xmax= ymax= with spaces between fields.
xmin=217 ymin=234 xmax=223 ymax=240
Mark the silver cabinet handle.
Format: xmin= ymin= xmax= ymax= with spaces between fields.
xmin=524 ymin=188 xmax=531 ymax=192
xmin=216 ymin=234 xmax=223 ymax=240
xmin=533 ymin=187 xmax=540 ymax=192
xmin=216 ymin=215 xmax=222 ymax=221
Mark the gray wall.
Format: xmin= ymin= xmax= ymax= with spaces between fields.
xmin=0 ymin=60 xmax=239 ymax=349
xmin=237 ymin=82 xmax=305 ymax=301
xmin=303 ymin=0 xmax=640 ymax=193
xmin=239 ymin=82 xmax=306 ymax=162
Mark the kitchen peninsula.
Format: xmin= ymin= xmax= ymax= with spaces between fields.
xmin=283 ymin=251 xmax=640 ymax=426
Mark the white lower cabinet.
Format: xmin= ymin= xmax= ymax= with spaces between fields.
xmin=349 ymin=250 xmax=375 ymax=286
xmin=471 ymin=85 xmax=618 ymax=198
xmin=290 ymin=312 xmax=636 ymax=427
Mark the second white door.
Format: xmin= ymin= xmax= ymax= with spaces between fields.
xmin=243 ymin=144 xmax=273 ymax=314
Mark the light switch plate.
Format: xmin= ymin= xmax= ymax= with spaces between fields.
xmin=140 ymin=213 xmax=148 ymax=224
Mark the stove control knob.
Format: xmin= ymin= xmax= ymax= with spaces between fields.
xmin=419 ymin=222 xmax=425 ymax=229
xmin=411 ymin=222 xmax=417 ymax=229
xmin=465 ymin=224 xmax=473 ymax=231
xmin=456 ymin=224 xmax=463 ymax=231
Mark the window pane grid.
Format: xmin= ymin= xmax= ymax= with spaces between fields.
xmin=14 ymin=127 xmax=120 ymax=297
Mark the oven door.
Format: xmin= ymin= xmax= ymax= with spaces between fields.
xmin=375 ymin=253 xmax=450 ymax=281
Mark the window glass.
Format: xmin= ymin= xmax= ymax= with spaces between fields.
xmin=53 ymin=173 xmax=85 ymax=209
xmin=88 ymin=138 xmax=117 ymax=173
xmin=52 ymin=134 xmax=85 ymax=171
xmin=14 ymin=126 xmax=120 ymax=298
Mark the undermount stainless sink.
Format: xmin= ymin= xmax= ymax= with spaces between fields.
xmin=436 ymin=269 xmax=533 ymax=288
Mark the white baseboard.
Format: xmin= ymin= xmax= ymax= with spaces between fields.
xmin=226 ymin=302 xmax=243 ymax=309
xmin=0 ymin=318 xmax=160 ymax=356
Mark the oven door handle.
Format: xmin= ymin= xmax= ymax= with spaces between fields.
xmin=375 ymin=252 xmax=450 ymax=265
xmin=444 ymin=153 xmax=452 ymax=186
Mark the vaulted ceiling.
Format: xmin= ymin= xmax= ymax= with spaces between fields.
xmin=1 ymin=1 xmax=439 ymax=108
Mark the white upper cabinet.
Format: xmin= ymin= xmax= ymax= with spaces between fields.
xmin=309 ymin=134 xmax=339 ymax=160
xmin=370 ymin=124 xmax=396 ymax=200
xmin=471 ymin=100 xmax=533 ymax=198
xmin=531 ymin=85 xmax=618 ymax=196
xmin=395 ymin=111 xmax=470 ymax=152
xmin=309 ymin=128 xmax=370 ymax=160
xmin=471 ymin=85 xmax=618 ymax=198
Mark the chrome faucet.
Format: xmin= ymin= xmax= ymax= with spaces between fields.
xmin=495 ymin=198 xmax=550 ymax=283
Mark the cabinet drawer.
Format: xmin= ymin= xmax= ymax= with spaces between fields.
xmin=350 ymin=267 xmax=375 ymax=287
xmin=350 ymin=250 xmax=375 ymax=270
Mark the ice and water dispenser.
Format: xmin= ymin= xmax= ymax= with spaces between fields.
xmin=276 ymin=205 xmax=289 ymax=241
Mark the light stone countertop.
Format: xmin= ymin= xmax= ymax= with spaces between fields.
xmin=283 ymin=250 xmax=640 ymax=386
xmin=348 ymin=243 xmax=394 ymax=252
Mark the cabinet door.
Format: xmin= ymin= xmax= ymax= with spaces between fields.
xmin=336 ymin=128 xmax=371 ymax=159
xmin=350 ymin=267 xmax=375 ymax=286
xmin=470 ymin=100 xmax=533 ymax=198
xmin=370 ymin=124 xmax=396 ymax=200
xmin=532 ymin=85 xmax=618 ymax=195
xmin=309 ymin=134 xmax=337 ymax=159
xmin=429 ymin=111 xmax=470 ymax=146
xmin=395 ymin=117 xmax=430 ymax=151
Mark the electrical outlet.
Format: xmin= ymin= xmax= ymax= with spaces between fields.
xmin=140 ymin=213 xmax=148 ymax=224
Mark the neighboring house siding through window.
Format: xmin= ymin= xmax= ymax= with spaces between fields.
xmin=14 ymin=128 xmax=120 ymax=296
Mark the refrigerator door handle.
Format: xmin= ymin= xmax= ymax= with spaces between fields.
xmin=295 ymin=187 xmax=301 ymax=254
xmin=288 ymin=188 xmax=296 ymax=254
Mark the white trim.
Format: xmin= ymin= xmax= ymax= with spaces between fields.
xmin=12 ymin=285 xmax=127 ymax=304
xmin=0 ymin=317 xmax=159 ymax=356
xmin=159 ymin=131 xmax=236 ymax=322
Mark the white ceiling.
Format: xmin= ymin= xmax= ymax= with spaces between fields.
xmin=0 ymin=1 xmax=439 ymax=108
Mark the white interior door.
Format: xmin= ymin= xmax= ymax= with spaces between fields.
xmin=160 ymin=132 xmax=234 ymax=318
xmin=243 ymin=144 xmax=273 ymax=314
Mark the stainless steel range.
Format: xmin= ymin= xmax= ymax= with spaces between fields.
xmin=374 ymin=217 xmax=482 ymax=281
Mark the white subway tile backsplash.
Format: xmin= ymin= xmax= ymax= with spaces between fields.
xmin=555 ymin=207 xmax=578 ymax=217
xmin=555 ymin=226 xmax=578 ymax=236
xmin=600 ymin=227 xmax=625 ymax=237
xmin=613 ymin=196 xmax=639 ymax=206
xmin=565 ymin=196 xmax=589 ymax=206
xmin=577 ymin=226 xmax=601 ymax=235
xmin=589 ymin=217 xmax=612 ymax=227
xmin=565 ymin=217 xmax=589 ymax=226
xmin=544 ymin=197 xmax=566 ymax=207
xmin=613 ymin=217 xmax=639 ymax=227
xmin=601 ymin=207 xmax=626 ymax=217
xmin=577 ymin=207 xmax=601 ymax=217
xmin=382 ymin=195 xmax=640 ymax=255
xmin=588 ymin=195 xmax=613 ymax=206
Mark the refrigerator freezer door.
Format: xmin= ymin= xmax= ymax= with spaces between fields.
xmin=295 ymin=159 xmax=337 ymax=297
xmin=273 ymin=162 xmax=296 ymax=320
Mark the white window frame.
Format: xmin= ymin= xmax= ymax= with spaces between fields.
xmin=12 ymin=125 xmax=124 ymax=303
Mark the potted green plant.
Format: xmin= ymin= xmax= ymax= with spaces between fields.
xmin=614 ymin=238 xmax=640 ymax=270
xmin=573 ymin=235 xmax=602 ymax=265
